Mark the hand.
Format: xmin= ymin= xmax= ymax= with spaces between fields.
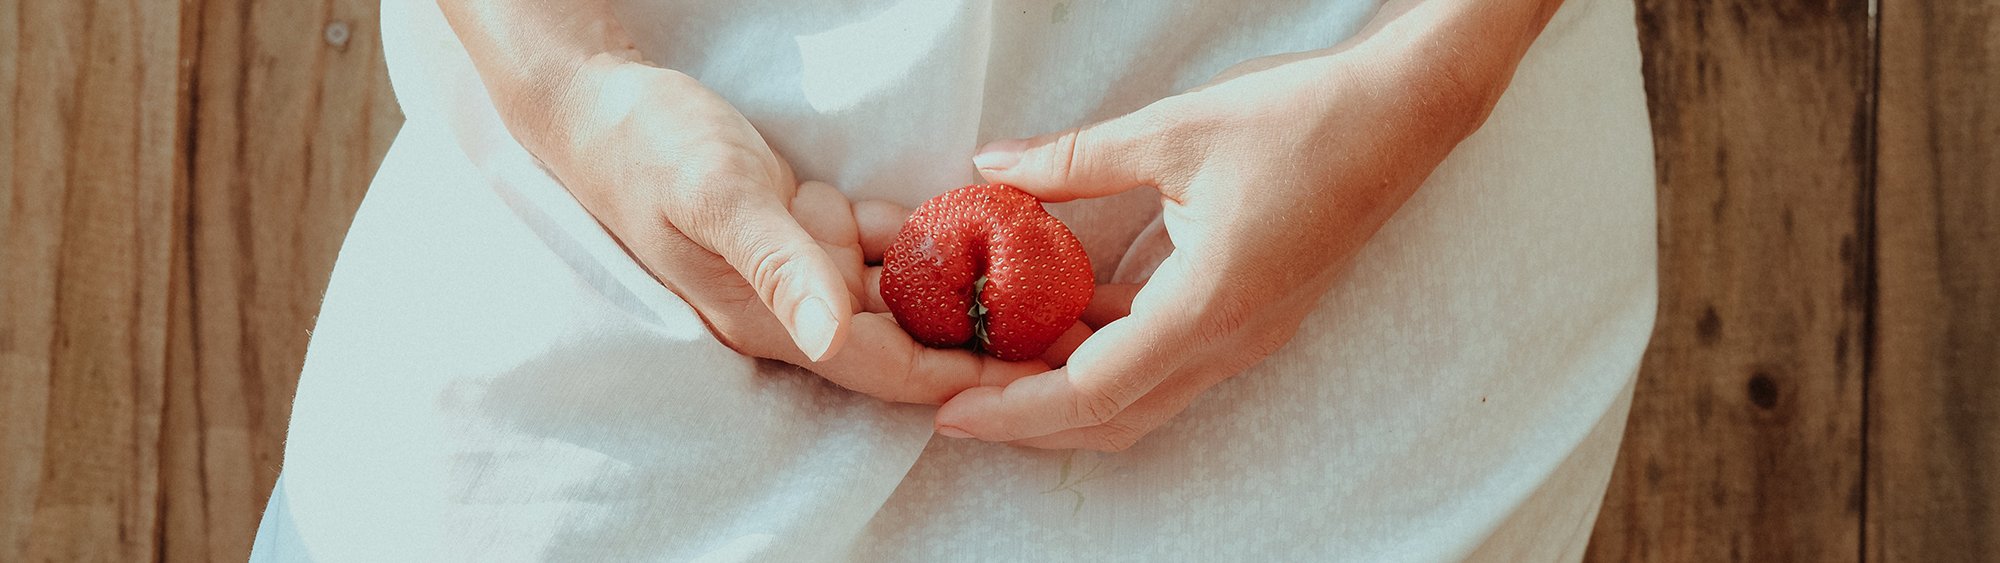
xmin=438 ymin=0 xmax=1054 ymax=404
xmin=560 ymin=58 xmax=1066 ymax=403
xmin=931 ymin=0 xmax=1557 ymax=449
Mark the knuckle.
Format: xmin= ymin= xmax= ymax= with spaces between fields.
xmin=1132 ymin=105 xmax=1176 ymax=138
xmin=742 ymin=240 xmax=797 ymax=305
xmin=1125 ymin=104 xmax=1204 ymax=194
xmin=1131 ymin=106 xmax=1185 ymax=153
xmin=1123 ymin=113 xmax=1174 ymax=182
xmin=1071 ymin=384 xmax=1126 ymax=426
xmin=1193 ymin=293 xmax=1256 ymax=347
xmin=1054 ymin=127 xmax=1087 ymax=183
xmin=889 ymin=345 xmax=944 ymax=405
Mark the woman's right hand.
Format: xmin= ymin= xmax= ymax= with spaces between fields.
xmin=441 ymin=3 xmax=1047 ymax=403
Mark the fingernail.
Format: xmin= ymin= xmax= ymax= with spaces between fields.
xmin=972 ymin=139 xmax=1025 ymax=171
xmin=792 ymin=297 xmax=838 ymax=361
xmin=936 ymin=425 xmax=974 ymax=439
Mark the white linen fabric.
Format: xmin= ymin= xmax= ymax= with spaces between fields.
xmin=252 ymin=0 xmax=1657 ymax=560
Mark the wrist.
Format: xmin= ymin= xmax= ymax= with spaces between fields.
xmin=1329 ymin=0 xmax=1559 ymax=137
xmin=1337 ymin=48 xmax=1505 ymax=141
xmin=439 ymin=1 xmax=642 ymax=162
xmin=491 ymin=52 xmax=628 ymax=165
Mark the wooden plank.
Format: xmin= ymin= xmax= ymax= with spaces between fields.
xmin=1586 ymin=1 xmax=1873 ymax=560
xmin=0 ymin=0 xmax=190 ymax=560
xmin=1867 ymin=0 xmax=2000 ymax=560
xmin=169 ymin=0 xmax=402 ymax=558
xmin=0 ymin=1 xmax=31 ymax=554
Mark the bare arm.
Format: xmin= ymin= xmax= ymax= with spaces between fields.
xmin=432 ymin=0 xmax=1049 ymax=401
xmin=1343 ymin=0 xmax=1566 ymax=130
xmin=436 ymin=0 xmax=639 ymax=160
xmin=936 ymin=0 xmax=1573 ymax=449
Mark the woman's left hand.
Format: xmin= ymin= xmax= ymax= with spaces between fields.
xmin=931 ymin=1 xmax=1559 ymax=450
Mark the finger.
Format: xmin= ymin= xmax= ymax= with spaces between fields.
xmin=972 ymin=106 xmax=1169 ymax=202
xmin=649 ymin=228 xmax=801 ymax=359
xmin=1039 ymin=322 xmax=1093 ymax=368
xmin=674 ymin=189 xmax=854 ymax=362
xmin=821 ymin=241 xmax=866 ymax=311
xmin=855 ymin=199 xmax=911 ymax=263
xmin=807 ymin=313 xmax=1045 ymax=404
xmin=791 ymin=181 xmax=859 ymax=243
xmin=1007 ymin=369 xmax=1216 ymax=452
xmin=862 ymin=266 xmax=889 ymax=313
xmin=790 ymin=182 xmax=869 ymax=312
xmin=935 ymin=253 xmax=1223 ymax=441
xmin=1081 ymin=283 xmax=1141 ymax=329
xmin=1010 ymin=319 xmax=1291 ymax=452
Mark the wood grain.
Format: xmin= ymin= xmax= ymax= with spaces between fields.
xmin=1867 ymin=0 xmax=2000 ymax=560
xmin=1585 ymin=0 xmax=1874 ymax=561
xmin=168 ymin=0 xmax=401 ymax=559
xmin=0 ymin=0 xmax=190 ymax=560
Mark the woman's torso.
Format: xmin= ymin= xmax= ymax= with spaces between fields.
xmin=261 ymin=1 xmax=1654 ymax=560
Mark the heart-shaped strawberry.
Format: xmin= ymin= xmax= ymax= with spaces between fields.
xmin=881 ymin=184 xmax=1093 ymax=361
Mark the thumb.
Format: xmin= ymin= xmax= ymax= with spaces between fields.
xmin=972 ymin=109 xmax=1162 ymax=202
xmin=685 ymin=198 xmax=854 ymax=362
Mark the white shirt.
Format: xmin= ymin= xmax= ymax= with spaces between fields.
xmin=256 ymin=0 xmax=1656 ymax=560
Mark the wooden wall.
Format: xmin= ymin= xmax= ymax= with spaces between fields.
xmin=1587 ymin=0 xmax=1999 ymax=561
xmin=1866 ymin=0 xmax=2000 ymax=558
xmin=1585 ymin=0 xmax=1875 ymax=560
xmin=2 ymin=0 xmax=398 ymax=560
xmin=0 ymin=0 xmax=1991 ymax=561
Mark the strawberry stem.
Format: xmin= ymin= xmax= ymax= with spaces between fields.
xmin=969 ymin=275 xmax=990 ymax=352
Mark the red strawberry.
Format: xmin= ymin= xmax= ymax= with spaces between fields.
xmin=881 ymin=184 xmax=1093 ymax=361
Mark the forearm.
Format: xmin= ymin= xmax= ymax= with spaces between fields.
xmin=1333 ymin=0 xmax=1565 ymax=134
